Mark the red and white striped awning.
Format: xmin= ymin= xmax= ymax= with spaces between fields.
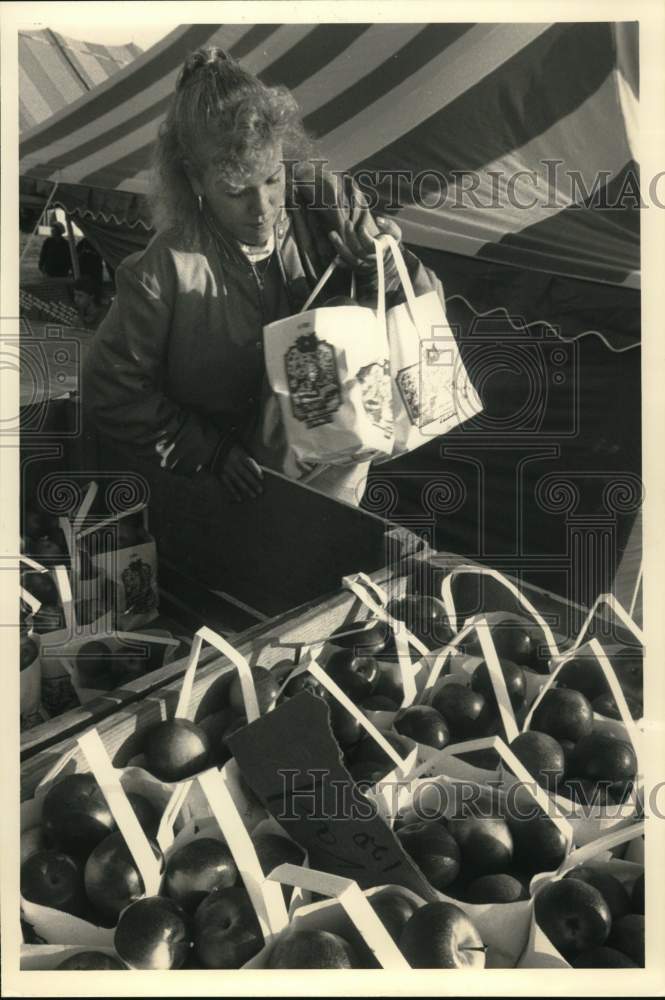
xmin=19 ymin=22 xmax=640 ymax=288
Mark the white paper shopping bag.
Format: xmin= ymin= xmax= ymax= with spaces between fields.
xmin=376 ymin=235 xmax=482 ymax=460
xmin=263 ymin=239 xmax=394 ymax=465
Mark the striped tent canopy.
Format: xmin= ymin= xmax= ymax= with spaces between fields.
xmin=19 ymin=29 xmax=141 ymax=133
xmin=19 ymin=22 xmax=639 ymax=288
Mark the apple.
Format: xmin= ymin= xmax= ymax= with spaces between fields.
xmin=20 ymin=826 xmax=47 ymax=865
xmin=607 ymin=913 xmax=644 ymax=965
xmin=143 ymin=718 xmax=210 ymax=783
xmin=447 ymin=817 xmax=514 ymax=876
xmin=488 ymin=618 xmax=537 ymax=668
xmin=268 ymin=928 xmax=359 ymax=968
xmin=396 ymin=821 xmax=461 ymax=891
xmin=571 ymin=945 xmax=638 ymax=968
xmin=42 ymin=773 xmax=115 ymax=859
xmin=509 ymin=814 xmax=568 ymax=875
xmin=229 ymin=666 xmax=280 ymax=715
xmin=564 ymin=867 xmax=630 ymax=920
xmin=252 ymin=831 xmax=305 ymax=905
xmin=466 ymin=873 xmax=528 ymax=904
xmin=325 ymin=648 xmax=380 ymax=700
xmin=164 ymin=838 xmax=238 ymax=913
xmin=556 ymin=655 xmax=608 ymax=702
xmin=530 ymin=688 xmax=594 ymax=743
xmin=559 ymin=779 xmax=613 ymax=807
xmin=592 ymin=692 xmax=642 ymax=721
xmin=431 ymin=683 xmax=495 ymax=741
xmin=559 ymin=738 xmax=577 ymax=774
xmin=568 ymin=733 xmax=637 ymax=784
xmin=278 ymin=671 xmax=327 ymax=703
xmin=114 ymin=896 xmax=191 ymax=969
xmin=398 ymin=900 xmax=486 ymax=968
xmin=21 ymin=849 xmax=85 ymax=916
xmin=534 ymin=878 xmax=611 ymax=958
xmin=368 ymin=889 xmax=420 ymax=942
xmin=632 ymin=872 xmax=644 ymax=914
xmin=373 ymin=667 xmax=405 ymax=705
xmin=327 ymin=697 xmax=364 ymax=751
xmin=216 ymin=713 xmax=249 ymax=766
xmin=386 ymin=595 xmax=454 ymax=651
xmin=56 ymin=951 xmax=127 ymax=969
xmin=612 ymin=653 xmax=643 ymax=700
xmin=84 ymin=830 xmax=164 ymax=924
xmin=193 ymin=885 xmax=263 ymax=968
xmin=393 ymin=705 xmax=450 ymax=750
xmin=471 ymin=658 xmax=527 ymax=713
xmin=361 ymin=694 xmax=400 ymax=712
xmin=327 ymin=619 xmax=389 ymax=656
xmin=509 ymin=731 xmax=565 ymax=790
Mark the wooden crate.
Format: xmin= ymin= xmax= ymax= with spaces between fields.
xmin=21 ymin=549 xmax=584 ymax=802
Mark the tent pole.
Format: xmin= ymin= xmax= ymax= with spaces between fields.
xmin=20 ymin=181 xmax=59 ymax=263
xmin=64 ymin=212 xmax=80 ymax=279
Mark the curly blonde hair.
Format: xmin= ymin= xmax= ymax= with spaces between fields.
xmin=148 ymin=47 xmax=313 ymax=242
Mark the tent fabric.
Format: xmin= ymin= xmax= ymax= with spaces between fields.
xmin=19 ymin=29 xmax=141 ymax=133
xmin=19 ymin=22 xmax=639 ymax=289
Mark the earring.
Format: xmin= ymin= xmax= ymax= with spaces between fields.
xmin=197 ymin=194 xmax=203 ymax=213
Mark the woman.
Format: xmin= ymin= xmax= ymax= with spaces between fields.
xmin=82 ymin=47 xmax=444 ymax=507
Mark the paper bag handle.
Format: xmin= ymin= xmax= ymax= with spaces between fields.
xmin=198 ymin=768 xmax=289 ymax=939
xmin=567 ymin=591 xmax=644 ymax=651
xmin=77 ymin=729 xmax=162 ymax=896
xmin=300 ymin=238 xmax=387 ymax=332
xmin=175 ymin=626 xmax=259 ymax=723
xmin=556 ymin=819 xmax=645 ymax=876
xmin=268 ymin=863 xmax=410 ymax=969
xmin=440 ymin=565 xmax=560 ymax=658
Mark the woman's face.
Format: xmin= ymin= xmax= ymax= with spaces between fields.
xmin=192 ymin=142 xmax=286 ymax=246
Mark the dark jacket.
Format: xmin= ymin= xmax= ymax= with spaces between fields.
xmin=81 ymin=200 xmax=444 ymax=480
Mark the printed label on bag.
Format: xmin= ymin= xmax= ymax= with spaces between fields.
xmin=285 ymin=333 xmax=342 ymax=428
xmin=396 ymin=349 xmax=457 ymax=429
xmin=358 ymin=359 xmax=393 ymax=439
xmin=121 ymin=556 xmax=158 ymax=616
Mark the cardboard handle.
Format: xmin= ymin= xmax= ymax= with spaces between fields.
xmin=308 ymin=660 xmax=413 ymax=775
xmin=20 ymin=555 xmax=49 ymax=573
xmin=268 ymin=863 xmax=410 ymax=969
xmin=198 ymin=768 xmax=288 ymax=939
xmin=441 ymin=565 xmax=559 ymax=658
xmin=557 ymin=819 xmax=645 ymax=875
xmin=156 ymin=781 xmax=194 ymax=853
xmin=422 ymin=618 xmax=480 ymax=691
xmin=73 ymin=481 xmax=98 ymax=534
xmin=412 ymin=734 xmax=574 ymax=845
xmin=77 ymin=729 xmax=162 ymax=896
xmin=342 ymin=572 xmax=426 ymax=706
xmin=567 ymin=591 xmax=644 ymax=651
xmin=175 ymin=626 xmax=259 ymax=722
xmin=476 ymin=618 xmax=520 ymax=743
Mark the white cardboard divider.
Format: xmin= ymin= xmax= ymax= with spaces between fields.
xmin=565 ymin=591 xmax=644 ymax=652
xmin=412 ymin=735 xmax=574 ymax=848
xmin=268 ymin=863 xmax=411 ymax=969
xmin=553 ymin=819 xmax=645 ymax=878
xmin=342 ymin=572 xmax=428 ymax=707
xmin=471 ymin=618 xmax=519 ymax=743
xmin=20 ymin=586 xmax=41 ymax=616
xmin=77 ymin=730 xmax=162 ymax=896
xmin=175 ymin=626 xmax=259 ymax=722
xmin=307 ymin=660 xmax=416 ymax=777
xmin=440 ymin=565 xmax=560 ymax=659
xmin=197 ymin=768 xmax=289 ymax=940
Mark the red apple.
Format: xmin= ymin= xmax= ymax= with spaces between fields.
xmin=396 ymin=821 xmax=461 ymax=891
xmin=84 ymin=830 xmax=164 ymax=924
xmin=509 ymin=731 xmax=565 ymax=791
xmin=471 ymin=658 xmax=527 ymax=712
xmin=592 ymin=692 xmax=642 ymax=721
xmin=278 ymin=671 xmax=327 ymax=703
xmin=327 ymin=619 xmax=389 ymax=656
xmin=607 ymin=913 xmax=644 ymax=965
xmin=431 ymin=683 xmax=495 ymax=741
xmin=393 ymin=705 xmax=450 ymax=750
xmin=568 ymin=733 xmax=637 ymax=785
xmin=530 ymin=688 xmax=594 ymax=742
xmin=42 ymin=772 xmax=115 ymax=859
xmin=509 ymin=813 xmax=568 ymax=875
xmin=127 ymin=793 xmax=160 ymax=838
xmin=369 ymin=888 xmax=420 ymax=943
xmin=193 ymin=885 xmax=263 ymax=968
xmin=535 ymin=878 xmax=611 ymax=958
xmin=386 ymin=595 xmax=454 ymax=651
xmin=564 ymin=866 xmax=630 ymax=920
xmin=75 ymin=640 xmax=116 ymax=690
xmin=229 ymin=666 xmax=280 ymax=715
xmin=398 ymin=901 xmax=486 ymax=968
xmin=164 ymin=838 xmax=238 ymax=913
xmin=572 ymin=945 xmax=638 ymax=968
xmin=362 ymin=694 xmax=400 ymax=712
xmin=143 ymin=718 xmax=210 ymax=783
xmin=447 ymin=816 xmax=514 ymax=876
xmin=267 ymin=929 xmax=359 ymax=968
xmin=21 ymin=849 xmax=85 ymax=916
xmin=556 ymin=655 xmax=608 ymax=702
xmin=114 ymin=896 xmax=192 ymax=969
xmin=325 ymin=647 xmax=380 ymax=700
xmin=466 ymin=873 xmax=528 ymax=904
xmin=351 ymin=730 xmax=414 ymax=770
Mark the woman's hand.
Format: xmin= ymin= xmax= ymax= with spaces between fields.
xmin=218 ymin=443 xmax=264 ymax=502
xmin=328 ymin=215 xmax=402 ymax=272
